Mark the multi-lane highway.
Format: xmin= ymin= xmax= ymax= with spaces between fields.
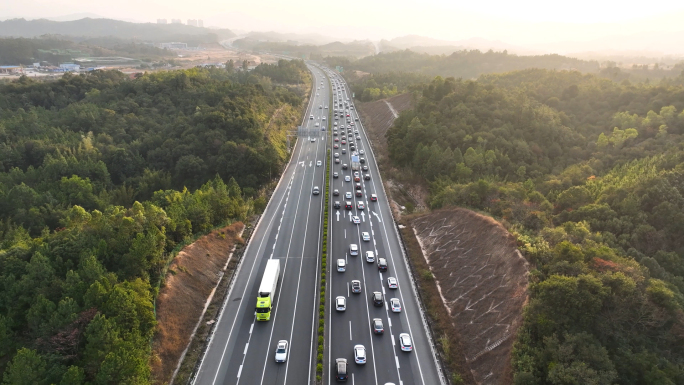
xmin=192 ymin=62 xmax=442 ymax=385
xmin=193 ymin=65 xmax=329 ymax=385
xmin=325 ymin=72 xmax=443 ymax=385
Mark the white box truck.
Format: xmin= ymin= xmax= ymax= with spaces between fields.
xmin=256 ymin=259 xmax=281 ymax=321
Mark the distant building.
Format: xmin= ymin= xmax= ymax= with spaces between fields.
xmin=187 ymin=19 xmax=197 ymax=27
xmin=160 ymin=42 xmax=188 ymax=49
xmin=157 ymin=19 xmax=167 ymax=24
xmin=198 ymin=19 xmax=204 ymax=27
xmin=59 ymin=63 xmax=80 ymax=72
xmin=0 ymin=66 xmax=21 ymax=74
xmin=171 ymin=19 xmax=182 ymax=24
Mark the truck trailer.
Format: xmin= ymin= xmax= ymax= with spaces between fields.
xmin=256 ymin=259 xmax=281 ymax=321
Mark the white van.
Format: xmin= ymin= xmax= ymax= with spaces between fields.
xmin=365 ymin=251 xmax=375 ymax=263
xmin=350 ymin=244 xmax=358 ymax=256
xmin=337 ymin=259 xmax=346 ymax=272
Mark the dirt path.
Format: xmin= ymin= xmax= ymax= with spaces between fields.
xmin=152 ymin=223 xmax=245 ymax=385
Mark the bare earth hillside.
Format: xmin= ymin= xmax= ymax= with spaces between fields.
xmin=411 ymin=208 xmax=528 ymax=384
xmin=152 ymin=222 xmax=244 ymax=384
xmin=356 ymin=92 xmax=413 ymax=161
xmin=357 ymin=93 xmax=431 ymax=213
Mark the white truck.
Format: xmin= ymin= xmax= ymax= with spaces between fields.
xmin=351 ymin=153 xmax=360 ymax=171
xmin=256 ymin=259 xmax=281 ymax=321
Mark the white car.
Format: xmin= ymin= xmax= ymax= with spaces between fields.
xmin=334 ymin=153 xmax=339 ymax=158
xmin=365 ymin=251 xmax=375 ymax=263
xmin=345 ymin=192 xmax=352 ymax=199
xmin=390 ymin=298 xmax=401 ymax=312
xmin=337 ymin=259 xmax=346 ymax=272
xmin=399 ymin=333 xmax=413 ymax=352
xmin=315 ymin=123 xmax=320 ymax=127
xmin=275 ymin=340 xmax=288 ymax=362
xmin=359 ymin=149 xmax=365 ymax=154
xmin=357 ymin=201 xmax=365 ymax=210
xmin=344 ymin=176 xmax=351 ymax=182
xmin=387 ymin=277 xmax=398 ymax=289
xmin=350 ymin=243 xmax=359 ymax=256
xmin=311 ymin=137 xmax=316 ymax=142
xmin=316 ymin=161 xmax=322 ymax=167
xmin=336 ymin=296 xmax=346 ymax=311
xmin=354 ymin=344 xmax=366 ymax=364
xmin=362 ymin=232 xmax=370 ymax=241
xmin=352 ymin=216 xmax=360 ymax=224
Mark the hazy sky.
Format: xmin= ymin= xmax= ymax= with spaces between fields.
xmin=3 ymin=0 xmax=684 ymax=50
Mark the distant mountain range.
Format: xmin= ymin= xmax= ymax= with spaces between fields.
xmin=0 ymin=18 xmax=235 ymax=43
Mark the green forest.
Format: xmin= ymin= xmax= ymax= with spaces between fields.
xmin=0 ymin=59 xmax=309 ymax=384
xmin=0 ymin=37 xmax=176 ymax=66
xmin=326 ymin=50 xmax=684 ymax=100
xmin=383 ymin=70 xmax=684 ymax=384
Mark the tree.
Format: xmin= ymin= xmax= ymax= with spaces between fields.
xmin=3 ymin=348 xmax=48 ymax=385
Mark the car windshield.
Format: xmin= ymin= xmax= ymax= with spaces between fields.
xmin=277 ymin=346 xmax=286 ymax=353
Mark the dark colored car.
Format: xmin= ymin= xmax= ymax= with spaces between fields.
xmin=371 ymin=291 xmax=383 ymax=307
xmin=334 ymin=201 xmax=341 ymax=209
xmin=364 ymin=174 xmax=370 ymax=180
xmin=342 ymin=164 xmax=348 ymax=170
xmin=360 ymin=158 xmax=366 ymax=164
xmin=333 ymin=189 xmax=339 ymax=196
xmin=372 ymin=318 xmax=384 ymax=334
xmin=335 ymin=358 xmax=348 ymax=381
xmin=355 ymin=190 xmax=362 ymax=197
xmin=345 ymin=201 xmax=353 ymax=210
xmin=355 ymin=183 xmax=362 ymax=190
xmin=378 ymin=258 xmax=388 ymax=271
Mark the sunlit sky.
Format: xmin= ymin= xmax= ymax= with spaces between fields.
xmin=3 ymin=0 xmax=684 ymax=51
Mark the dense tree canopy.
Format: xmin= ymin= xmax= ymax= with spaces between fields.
xmin=383 ymin=70 xmax=684 ymax=384
xmin=0 ymin=60 xmax=309 ymax=383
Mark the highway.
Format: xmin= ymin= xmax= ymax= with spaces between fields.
xmin=192 ymin=65 xmax=329 ymax=385
xmin=325 ymin=71 xmax=443 ymax=385
xmin=192 ymin=62 xmax=443 ymax=385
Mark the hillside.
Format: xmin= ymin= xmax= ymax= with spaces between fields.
xmin=0 ymin=18 xmax=235 ymax=42
xmin=410 ymin=207 xmax=529 ymax=384
xmin=327 ymin=49 xmax=601 ymax=80
xmin=0 ymin=60 xmax=309 ymax=384
xmin=377 ymin=70 xmax=684 ymax=383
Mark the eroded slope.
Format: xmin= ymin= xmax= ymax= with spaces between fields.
xmin=411 ymin=208 xmax=528 ymax=384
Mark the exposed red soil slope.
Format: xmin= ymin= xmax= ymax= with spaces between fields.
xmin=152 ymin=222 xmax=244 ymax=384
xmin=410 ymin=208 xmax=528 ymax=385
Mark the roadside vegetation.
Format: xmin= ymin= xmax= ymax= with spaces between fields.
xmin=369 ymin=69 xmax=684 ymax=384
xmin=0 ymin=59 xmax=309 ymax=384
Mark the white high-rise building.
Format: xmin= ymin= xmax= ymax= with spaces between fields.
xmin=157 ymin=19 xmax=167 ymax=24
xmin=187 ymin=19 xmax=198 ymax=27
xmin=198 ymin=19 xmax=204 ymax=28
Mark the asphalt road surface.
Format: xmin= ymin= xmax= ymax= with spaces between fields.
xmin=193 ymin=65 xmax=329 ymax=385
xmin=325 ymin=71 xmax=443 ymax=385
xmin=193 ymin=63 xmax=443 ymax=385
